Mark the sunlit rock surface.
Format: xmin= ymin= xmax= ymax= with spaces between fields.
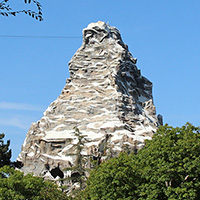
xmin=18 ymin=21 xmax=162 ymax=178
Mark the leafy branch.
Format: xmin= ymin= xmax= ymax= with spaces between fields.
xmin=0 ymin=0 xmax=43 ymax=21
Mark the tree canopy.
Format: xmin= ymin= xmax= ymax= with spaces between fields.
xmin=83 ymin=123 xmax=200 ymax=200
xmin=0 ymin=165 xmax=69 ymax=200
xmin=83 ymin=152 xmax=140 ymax=200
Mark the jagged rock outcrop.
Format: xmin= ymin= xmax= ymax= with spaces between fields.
xmin=18 ymin=21 xmax=162 ymax=180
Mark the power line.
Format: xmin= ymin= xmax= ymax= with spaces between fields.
xmin=0 ymin=35 xmax=82 ymax=39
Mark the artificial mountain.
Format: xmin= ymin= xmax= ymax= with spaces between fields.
xmin=18 ymin=21 xmax=162 ymax=181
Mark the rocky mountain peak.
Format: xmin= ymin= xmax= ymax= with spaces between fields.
xmin=82 ymin=21 xmax=127 ymax=49
xmin=17 ymin=22 xmax=162 ymax=185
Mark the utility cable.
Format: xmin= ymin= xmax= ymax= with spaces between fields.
xmin=0 ymin=35 xmax=82 ymax=39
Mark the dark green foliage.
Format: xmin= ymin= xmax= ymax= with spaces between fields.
xmin=72 ymin=128 xmax=88 ymax=173
xmin=0 ymin=133 xmax=68 ymax=199
xmin=0 ymin=0 xmax=43 ymax=20
xmin=136 ymin=123 xmax=200 ymax=200
xmin=84 ymin=123 xmax=200 ymax=200
xmin=0 ymin=165 xmax=69 ymax=200
xmin=0 ymin=133 xmax=11 ymax=168
xmin=84 ymin=152 xmax=141 ymax=200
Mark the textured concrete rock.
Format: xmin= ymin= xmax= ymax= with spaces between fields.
xmin=18 ymin=21 xmax=162 ymax=179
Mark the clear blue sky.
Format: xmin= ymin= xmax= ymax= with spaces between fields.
xmin=1 ymin=0 xmax=200 ymax=160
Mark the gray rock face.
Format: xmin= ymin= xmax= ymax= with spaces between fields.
xmin=18 ymin=21 xmax=162 ymax=177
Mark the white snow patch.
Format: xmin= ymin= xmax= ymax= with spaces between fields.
xmin=100 ymin=121 xmax=123 ymax=129
xmin=34 ymin=143 xmax=41 ymax=149
xmin=61 ymin=144 xmax=74 ymax=152
xmin=84 ymin=141 xmax=101 ymax=147
xmin=112 ymin=145 xmax=122 ymax=151
xmin=110 ymin=132 xmax=126 ymax=141
xmin=40 ymin=158 xmax=45 ymax=162
xmin=31 ymin=146 xmax=35 ymax=151
xmin=42 ymin=153 xmax=73 ymax=163
xmin=87 ymin=122 xmax=104 ymax=129
xmin=44 ymin=129 xmax=74 ymax=139
xmin=27 ymin=152 xmax=34 ymax=157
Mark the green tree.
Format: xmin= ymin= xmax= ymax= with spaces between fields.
xmin=64 ymin=128 xmax=90 ymax=194
xmin=0 ymin=133 xmax=11 ymax=168
xmin=0 ymin=0 xmax=42 ymax=20
xmin=0 ymin=165 xmax=69 ymax=200
xmin=84 ymin=123 xmax=200 ymax=200
xmin=136 ymin=123 xmax=200 ymax=200
xmin=83 ymin=152 xmax=141 ymax=200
